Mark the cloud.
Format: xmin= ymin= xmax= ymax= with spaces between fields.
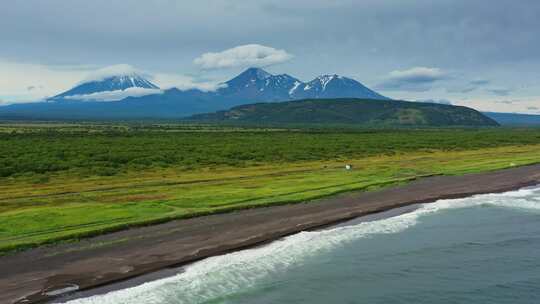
xmin=2 ymin=1 xmax=540 ymax=113
xmin=81 ymin=64 xmax=145 ymax=83
xmin=376 ymin=67 xmax=448 ymax=92
xmin=487 ymin=88 xmax=512 ymax=96
xmin=0 ymin=60 xmax=88 ymax=103
xmin=0 ymin=60 xmax=232 ymax=104
xmin=446 ymin=86 xmax=476 ymax=94
xmin=26 ymin=85 xmax=45 ymax=92
xmin=76 ymin=64 xmax=225 ymax=92
xmin=469 ymin=79 xmax=490 ymax=86
xmin=527 ymin=106 xmax=538 ymax=111
xmin=445 ymin=78 xmax=491 ymax=94
xmin=152 ymin=73 xmax=226 ymax=92
xmin=193 ymin=44 xmax=293 ymax=69
xmin=175 ymin=81 xmax=227 ymax=92
xmin=450 ymin=97 xmax=540 ymax=114
xmin=415 ymin=99 xmax=453 ymax=105
xmin=493 ymin=100 xmax=515 ymax=104
xmin=63 ymin=87 xmax=162 ymax=102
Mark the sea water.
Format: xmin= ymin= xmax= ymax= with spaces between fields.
xmin=57 ymin=186 xmax=540 ymax=304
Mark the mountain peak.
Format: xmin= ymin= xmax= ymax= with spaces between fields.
xmin=80 ymin=64 xmax=142 ymax=83
xmin=95 ymin=74 xmax=159 ymax=90
xmin=51 ymin=66 xmax=159 ymax=101
xmin=317 ymin=74 xmax=339 ymax=79
xmin=288 ymin=74 xmax=389 ymax=100
xmin=240 ymin=67 xmax=272 ymax=79
xmin=313 ymin=74 xmax=342 ymax=89
xmin=220 ymin=68 xmax=389 ymax=101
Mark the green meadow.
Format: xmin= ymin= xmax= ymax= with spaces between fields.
xmin=1 ymin=124 xmax=539 ymax=254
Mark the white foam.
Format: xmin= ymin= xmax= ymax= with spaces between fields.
xmin=46 ymin=285 xmax=80 ymax=296
xmin=56 ymin=187 xmax=540 ymax=304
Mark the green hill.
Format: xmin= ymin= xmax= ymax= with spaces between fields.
xmin=187 ymin=98 xmax=499 ymax=127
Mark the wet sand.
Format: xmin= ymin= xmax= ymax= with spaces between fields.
xmin=2 ymin=164 xmax=540 ymax=304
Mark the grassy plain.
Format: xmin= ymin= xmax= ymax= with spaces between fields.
xmin=0 ymin=123 xmax=539 ymax=253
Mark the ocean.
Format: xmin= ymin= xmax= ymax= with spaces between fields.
xmin=57 ymin=186 xmax=540 ymax=304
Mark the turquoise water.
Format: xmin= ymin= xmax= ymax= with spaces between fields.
xmin=58 ymin=187 xmax=540 ymax=304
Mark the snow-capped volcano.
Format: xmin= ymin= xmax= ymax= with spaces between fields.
xmin=216 ymin=67 xmax=301 ymax=101
xmin=215 ymin=67 xmax=388 ymax=102
xmin=51 ymin=65 xmax=161 ymax=101
xmin=290 ymin=74 xmax=388 ymax=100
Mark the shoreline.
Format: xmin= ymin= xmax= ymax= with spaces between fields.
xmin=1 ymin=164 xmax=539 ymax=304
xmin=57 ymin=203 xmax=423 ymax=303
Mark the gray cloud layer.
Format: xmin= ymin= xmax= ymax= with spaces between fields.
xmin=376 ymin=67 xmax=448 ymax=92
xmin=487 ymin=88 xmax=513 ymax=96
xmin=2 ymin=1 xmax=539 ymax=71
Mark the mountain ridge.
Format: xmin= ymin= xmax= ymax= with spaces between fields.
xmin=212 ymin=67 xmax=389 ymax=102
xmin=48 ymin=67 xmax=389 ymax=104
xmin=0 ymin=67 xmax=395 ymax=119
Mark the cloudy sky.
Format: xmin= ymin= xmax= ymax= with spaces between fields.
xmin=1 ymin=0 xmax=539 ymax=113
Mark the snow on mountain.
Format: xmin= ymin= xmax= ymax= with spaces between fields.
xmin=292 ymin=74 xmax=388 ymax=100
xmin=79 ymin=64 xmax=141 ymax=82
xmin=216 ymin=67 xmax=388 ymax=102
xmin=289 ymin=81 xmax=302 ymax=95
xmin=51 ymin=64 xmax=161 ymax=101
xmin=216 ymin=67 xmax=301 ymax=102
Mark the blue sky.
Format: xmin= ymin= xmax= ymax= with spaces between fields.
xmin=0 ymin=0 xmax=539 ymax=114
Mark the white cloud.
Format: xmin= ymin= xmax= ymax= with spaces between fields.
xmin=452 ymin=97 xmax=540 ymax=114
xmin=377 ymin=67 xmax=448 ymax=91
xmin=152 ymin=73 xmax=226 ymax=92
xmin=80 ymin=64 xmax=144 ymax=83
xmin=63 ymin=87 xmax=163 ymax=102
xmin=0 ymin=60 xmax=88 ymax=103
xmin=0 ymin=61 xmax=230 ymax=104
xmin=388 ymin=67 xmax=446 ymax=81
xmin=176 ymin=81 xmax=227 ymax=92
xmin=193 ymin=44 xmax=293 ymax=69
xmin=414 ymin=99 xmax=453 ymax=105
xmin=486 ymin=87 xmax=512 ymax=96
xmin=469 ymin=79 xmax=490 ymax=86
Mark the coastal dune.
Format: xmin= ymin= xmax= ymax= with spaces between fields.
xmin=2 ymin=164 xmax=540 ymax=304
